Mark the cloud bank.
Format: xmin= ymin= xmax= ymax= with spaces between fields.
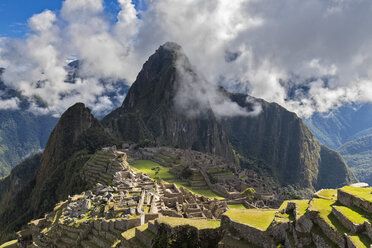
xmin=2 ymin=0 xmax=372 ymax=117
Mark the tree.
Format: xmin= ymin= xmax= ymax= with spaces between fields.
xmin=241 ymin=187 xmax=256 ymax=201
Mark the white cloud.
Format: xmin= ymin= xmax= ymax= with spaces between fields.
xmin=2 ymin=0 xmax=372 ymax=118
xmin=0 ymin=97 xmax=19 ymax=110
xmin=28 ymin=10 xmax=57 ymax=32
xmin=172 ymin=43 xmax=261 ymax=119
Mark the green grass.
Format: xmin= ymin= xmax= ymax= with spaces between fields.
xmin=315 ymin=189 xmax=338 ymax=200
xmin=276 ymin=201 xmax=293 ymax=221
xmin=348 ymin=234 xmax=372 ymax=248
xmin=333 ymin=205 xmax=372 ymax=225
xmin=156 ymin=217 xmax=220 ymax=229
xmin=224 ymin=209 xmax=276 ymax=231
xmin=122 ymin=227 xmax=136 ymax=240
xmin=275 ymin=200 xmax=308 ymax=221
xmin=130 ymin=160 xmax=224 ymax=199
xmin=228 ymin=204 xmax=247 ymax=209
xmin=131 ymin=160 xmax=174 ymax=179
xmin=0 ymin=240 xmax=17 ymax=248
xmin=339 ymin=186 xmax=372 ymax=203
xmin=308 ymin=198 xmax=348 ymax=234
xmin=292 ymin=200 xmax=310 ymax=219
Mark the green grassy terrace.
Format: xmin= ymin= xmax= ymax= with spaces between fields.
xmin=227 ymin=204 xmax=246 ymax=209
xmin=339 ymin=186 xmax=372 ymax=202
xmin=276 ymin=200 xmax=309 ymax=222
xmin=348 ymin=234 xmax=371 ymax=248
xmin=315 ymin=189 xmax=338 ymax=200
xmin=293 ymin=200 xmax=310 ymax=219
xmin=130 ymin=160 xmax=225 ymax=199
xmin=0 ymin=240 xmax=17 ymax=248
xmin=223 ymin=209 xmax=277 ymax=231
xmin=156 ymin=216 xmax=221 ymax=229
xmin=333 ymin=205 xmax=372 ymax=225
xmin=308 ymin=198 xmax=348 ymax=234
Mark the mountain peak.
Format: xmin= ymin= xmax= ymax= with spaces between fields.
xmin=161 ymin=41 xmax=182 ymax=53
xmin=120 ymin=42 xmax=187 ymax=113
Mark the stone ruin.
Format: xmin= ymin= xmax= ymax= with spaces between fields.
xmin=128 ymin=146 xmax=279 ymax=208
xmin=10 ymin=146 xmax=372 ymax=248
xmin=15 ymin=147 xmax=228 ymax=248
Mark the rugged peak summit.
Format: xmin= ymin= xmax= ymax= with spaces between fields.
xmin=121 ymin=42 xmax=186 ymax=113
xmin=37 ymin=103 xmax=100 ymax=181
xmin=103 ymin=43 xmax=234 ymax=159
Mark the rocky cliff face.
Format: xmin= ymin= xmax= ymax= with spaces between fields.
xmin=0 ymin=103 xmax=117 ymax=241
xmin=221 ymin=93 xmax=356 ymax=190
xmin=102 ymin=43 xmax=234 ymax=160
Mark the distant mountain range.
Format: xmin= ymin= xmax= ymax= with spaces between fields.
xmin=0 ymin=61 xmax=129 ymax=178
xmin=304 ymin=104 xmax=372 ymax=184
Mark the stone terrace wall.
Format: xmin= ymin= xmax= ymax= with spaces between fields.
xmin=312 ymin=213 xmax=345 ymax=247
xmin=220 ymin=215 xmax=276 ymax=248
xmin=337 ymin=189 xmax=372 ymax=214
xmin=332 ymin=206 xmax=364 ymax=233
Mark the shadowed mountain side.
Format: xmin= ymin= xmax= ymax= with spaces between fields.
xmin=0 ymin=103 xmax=118 ymax=241
xmin=102 ymin=43 xmax=234 ymax=161
xmin=221 ymin=92 xmax=356 ymax=190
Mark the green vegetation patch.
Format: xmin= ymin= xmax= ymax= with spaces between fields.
xmin=122 ymin=227 xmax=136 ymax=240
xmin=156 ymin=217 xmax=220 ymax=229
xmin=0 ymin=240 xmax=17 ymax=248
xmin=224 ymin=209 xmax=276 ymax=231
xmin=348 ymin=234 xmax=372 ymax=248
xmin=275 ymin=200 xmax=308 ymax=221
xmin=315 ymin=189 xmax=338 ymax=200
xmin=130 ymin=160 xmax=224 ymax=199
xmin=131 ymin=160 xmax=174 ymax=179
xmin=227 ymin=204 xmax=247 ymax=209
xmin=292 ymin=200 xmax=310 ymax=219
xmin=276 ymin=201 xmax=292 ymax=221
xmin=339 ymin=186 xmax=372 ymax=203
xmin=333 ymin=205 xmax=372 ymax=225
xmin=309 ymin=198 xmax=348 ymax=234
xmin=136 ymin=223 xmax=149 ymax=232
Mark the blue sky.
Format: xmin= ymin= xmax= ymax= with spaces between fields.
xmin=0 ymin=0 xmax=142 ymax=38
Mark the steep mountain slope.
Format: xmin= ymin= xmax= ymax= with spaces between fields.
xmin=337 ymin=134 xmax=372 ymax=184
xmin=0 ymin=70 xmax=58 ymax=177
xmin=0 ymin=103 xmax=117 ymax=241
xmin=0 ymin=110 xmax=57 ymax=177
xmin=102 ymin=43 xmax=234 ymax=161
xmin=305 ymin=104 xmax=372 ymax=184
xmin=304 ymin=103 xmax=372 ymax=149
xmin=221 ymin=93 xmax=355 ymax=190
xmin=103 ymin=42 xmax=356 ymax=191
